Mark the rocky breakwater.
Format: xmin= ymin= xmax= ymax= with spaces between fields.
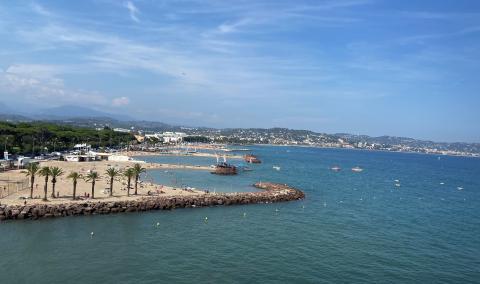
xmin=0 ymin=182 xmax=304 ymax=221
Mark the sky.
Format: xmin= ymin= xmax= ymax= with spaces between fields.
xmin=0 ymin=0 xmax=479 ymax=142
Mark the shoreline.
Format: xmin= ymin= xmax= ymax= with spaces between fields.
xmin=0 ymin=182 xmax=304 ymax=221
xmin=127 ymin=150 xmax=244 ymax=159
xmin=251 ymin=143 xmax=480 ymax=159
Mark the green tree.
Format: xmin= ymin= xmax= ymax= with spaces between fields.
xmin=132 ymin=163 xmax=146 ymax=195
xmin=123 ymin=168 xmax=135 ymax=197
xmin=38 ymin=166 xmax=51 ymax=201
xmin=105 ymin=167 xmax=120 ymax=197
xmin=25 ymin=163 xmax=39 ymax=199
xmin=85 ymin=171 xmax=100 ymax=199
xmin=67 ymin=172 xmax=81 ymax=200
xmin=50 ymin=166 xmax=64 ymax=198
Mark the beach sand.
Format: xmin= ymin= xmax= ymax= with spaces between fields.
xmin=0 ymin=159 xmax=206 ymax=206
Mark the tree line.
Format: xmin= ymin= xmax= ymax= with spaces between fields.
xmin=0 ymin=121 xmax=134 ymax=156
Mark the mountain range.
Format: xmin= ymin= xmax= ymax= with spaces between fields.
xmin=0 ymin=102 xmax=479 ymax=153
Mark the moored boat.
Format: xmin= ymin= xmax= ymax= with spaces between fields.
xmin=351 ymin=166 xmax=363 ymax=172
xmin=211 ymin=154 xmax=237 ymax=175
xmin=245 ymin=154 xmax=261 ymax=163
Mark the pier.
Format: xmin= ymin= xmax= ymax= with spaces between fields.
xmin=0 ymin=183 xmax=304 ymax=221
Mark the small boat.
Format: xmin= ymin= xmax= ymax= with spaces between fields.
xmin=351 ymin=166 xmax=363 ymax=172
xmin=330 ymin=166 xmax=341 ymax=171
xmin=245 ymin=154 xmax=261 ymax=163
xmin=243 ymin=167 xmax=253 ymax=172
xmin=395 ymin=183 xmax=401 ymax=187
xmin=273 ymin=166 xmax=281 ymax=171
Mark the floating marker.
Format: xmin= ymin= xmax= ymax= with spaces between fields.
xmin=156 ymin=222 xmax=160 ymax=227
xmin=243 ymin=212 xmax=247 ymax=217
xmin=204 ymin=217 xmax=208 ymax=222
xmin=90 ymin=232 xmax=94 ymax=238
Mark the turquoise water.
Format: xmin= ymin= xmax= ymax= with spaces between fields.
xmin=1 ymin=146 xmax=479 ymax=283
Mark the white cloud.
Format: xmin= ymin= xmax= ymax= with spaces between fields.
xmin=31 ymin=2 xmax=53 ymax=17
xmin=112 ymin=96 xmax=130 ymax=106
xmin=124 ymin=1 xmax=140 ymax=22
xmin=0 ymin=64 xmax=108 ymax=106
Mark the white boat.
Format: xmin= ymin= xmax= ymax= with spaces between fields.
xmin=330 ymin=166 xmax=341 ymax=171
xmin=273 ymin=166 xmax=281 ymax=171
xmin=351 ymin=166 xmax=363 ymax=172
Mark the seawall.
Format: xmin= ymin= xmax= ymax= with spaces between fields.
xmin=0 ymin=182 xmax=304 ymax=221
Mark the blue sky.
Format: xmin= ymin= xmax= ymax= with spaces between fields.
xmin=0 ymin=0 xmax=479 ymax=142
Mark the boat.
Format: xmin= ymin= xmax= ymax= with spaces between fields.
xmin=330 ymin=166 xmax=341 ymax=171
xmin=273 ymin=166 xmax=281 ymax=171
xmin=245 ymin=154 xmax=261 ymax=164
xmin=351 ymin=166 xmax=363 ymax=172
xmin=211 ymin=155 xmax=237 ymax=175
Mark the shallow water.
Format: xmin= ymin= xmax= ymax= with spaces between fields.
xmin=1 ymin=146 xmax=479 ymax=283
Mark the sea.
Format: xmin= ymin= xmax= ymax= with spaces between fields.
xmin=1 ymin=146 xmax=479 ymax=283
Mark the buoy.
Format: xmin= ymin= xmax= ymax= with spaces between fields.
xmin=243 ymin=212 xmax=247 ymax=217
xmin=90 ymin=232 xmax=94 ymax=238
xmin=156 ymin=222 xmax=160 ymax=227
xmin=204 ymin=217 xmax=208 ymax=222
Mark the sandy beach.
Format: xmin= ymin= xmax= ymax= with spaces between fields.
xmin=127 ymin=150 xmax=244 ymax=159
xmin=0 ymin=159 xmax=207 ymax=206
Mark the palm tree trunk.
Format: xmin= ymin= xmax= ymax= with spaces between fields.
xmin=51 ymin=182 xmax=56 ymax=198
xmin=30 ymin=176 xmax=34 ymax=199
xmin=91 ymin=181 xmax=95 ymax=199
xmin=43 ymin=177 xmax=48 ymax=201
xmin=110 ymin=177 xmax=114 ymax=196
xmin=134 ymin=175 xmax=138 ymax=195
xmin=73 ymin=181 xmax=77 ymax=200
xmin=127 ymin=178 xmax=131 ymax=196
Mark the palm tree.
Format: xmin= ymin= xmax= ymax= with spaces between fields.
xmin=67 ymin=172 xmax=81 ymax=200
xmin=85 ymin=171 xmax=100 ymax=199
xmin=25 ymin=163 xmax=39 ymax=199
xmin=123 ymin=168 xmax=135 ymax=196
xmin=38 ymin=166 xmax=51 ymax=201
xmin=132 ymin=163 xmax=146 ymax=195
xmin=106 ymin=167 xmax=120 ymax=197
xmin=50 ymin=166 xmax=64 ymax=198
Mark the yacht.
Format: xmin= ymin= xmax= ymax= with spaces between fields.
xmin=351 ymin=166 xmax=363 ymax=172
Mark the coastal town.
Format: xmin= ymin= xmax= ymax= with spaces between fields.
xmin=129 ymin=127 xmax=480 ymax=158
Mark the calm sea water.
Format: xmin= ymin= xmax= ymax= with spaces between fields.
xmin=1 ymin=146 xmax=479 ymax=283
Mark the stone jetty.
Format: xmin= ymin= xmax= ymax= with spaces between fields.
xmin=0 ymin=182 xmax=304 ymax=221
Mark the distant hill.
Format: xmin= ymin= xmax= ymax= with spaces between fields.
xmin=35 ymin=105 xmax=133 ymax=121
xmin=0 ymin=102 xmax=15 ymax=114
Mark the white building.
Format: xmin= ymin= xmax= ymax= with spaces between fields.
xmin=144 ymin=132 xmax=187 ymax=144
